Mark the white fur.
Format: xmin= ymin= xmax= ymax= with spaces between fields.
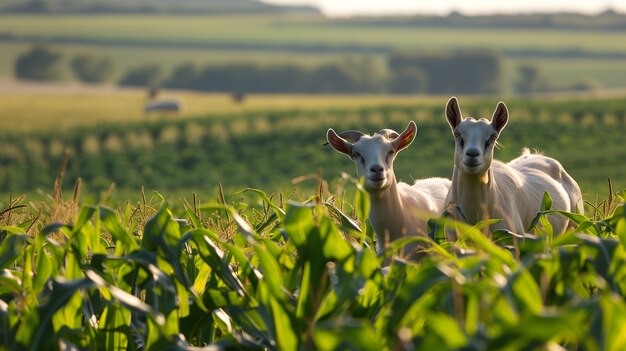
xmin=327 ymin=121 xmax=451 ymax=258
xmin=444 ymin=97 xmax=583 ymax=235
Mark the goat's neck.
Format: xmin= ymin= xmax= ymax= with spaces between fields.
xmin=368 ymin=176 xmax=407 ymax=244
xmin=450 ymin=165 xmax=494 ymax=225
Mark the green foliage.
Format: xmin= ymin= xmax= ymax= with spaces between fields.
xmin=14 ymin=44 xmax=64 ymax=81
xmin=118 ymin=64 xmax=163 ymax=88
xmin=389 ymin=50 xmax=504 ymax=94
xmin=516 ymin=64 xmax=551 ymax=93
xmin=389 ymin=66 xmax=428 ymax=94
xmin=0 ymin=98 xmax=624 ymax=200
xmin=0 ymin=184 xmax=625 ymax=349
xmin=163 ymin=62 xmax=372 ymax=93
xmin=70 ymin=54 xmax=115 ymax=83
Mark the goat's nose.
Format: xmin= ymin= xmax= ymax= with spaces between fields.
xmin=370 ymin=164 xmax=384 ymax=173
xmin=466 ymin=148 xmax=480 ymax=158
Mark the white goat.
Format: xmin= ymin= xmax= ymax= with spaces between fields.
xmin=327 ymin=121 xmax=451 ymax=258
xmin=144 ymin=99 xmax=183 ymax=115
xmin=444 ymin=97 xmax=583 ymax=235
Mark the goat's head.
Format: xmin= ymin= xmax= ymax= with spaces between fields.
xmin=445 ymin=97 xmax=508 ymax=176
xmin=326 ymin=121 xmax=417 ymax=192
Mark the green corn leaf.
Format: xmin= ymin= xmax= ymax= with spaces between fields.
xmin=99 ymin=206 xmax=138 ymax=252
xmin=455 ymin=220 xmax=515 ymax=266
xmin=143 ymin=205 xmax=180 ymax=252
xmin=353 ymin=179 xmax=370 ymax=227
xmin=615 ymin=206 xmax=626 ymax=252
xmin=282 ymin=202 xmax=315 ymax=248
xmin=16 ymin=277 xmax=96 ymax=350
xmin=272 ymin=298 xmax=298 ymax=351
xmin=554 ymin=210 xmax=589 ymax=226
xmin=98 ymin=305 xmax=131 ymax=351
xmin=600 ymin=293 xmax=626 ymax=351
xmin=541 ymin=191 xmax=553 ymax=212
xmin=314 ymin=318 xmax=380 ymax=351
xmin=0 ymin=269 xmax=21 ymax=295
xmin=72 ymin=205 xmax=97 ymax=234
xmin=425 ymin=312 xmax=468 ymax=349
xmin=507 ymin=268 xmax=543 ymax=315
xmin=325 ymin=201 xmax=362 ymax=235
xmin=33 ymin=249 xmax=55 ymax=293
xmin=189 ymin=229 xmax=247 ymax=297
xmin=254 ymin=243 xmax=286 ymax=302
xmin=0 ymin=233 xmax=29 ymax=269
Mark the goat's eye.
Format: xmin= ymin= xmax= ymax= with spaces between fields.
xmin=486 ymin=134 xmax=497 ymax=149
xmin=388 ymin=150 xmax=395 ymax=156
xmin=352 ymin=152 xmax=361 ymax=159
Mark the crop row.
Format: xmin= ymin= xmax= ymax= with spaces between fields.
xmin=0 ymin=182 xmax=625 ymax=349
xmin=1 ymin=100 xmax=625 ymax=199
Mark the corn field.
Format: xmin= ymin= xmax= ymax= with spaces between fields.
xmin=1 ymin=180 xmax=625 ymax=350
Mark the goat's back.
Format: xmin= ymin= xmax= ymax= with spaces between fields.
xmin=509 ymin=150 xmax=584 ymax=215
xmin=399 ymin=177 xmax=451 ymax=215
xmin=492 ymin=157 xmax=570 ymax=234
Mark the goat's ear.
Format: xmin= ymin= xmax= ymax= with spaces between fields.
xmin=393 ymin=120 xmax=417 ymax=152
xmin=491 ymin=101 xmax=508 ymax=133
xmin=445 ymin=96 xmax=462 ymax=131
xmin=326 ymin=128 xmax=353 ymax=156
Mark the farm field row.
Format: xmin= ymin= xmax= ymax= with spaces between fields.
xmin=1 ymin=95 xmax=624 ymax=205
xmin=1 ymin=15 xmax=626 ymax=53
xmin=3 ymin=82 xmax=626 ymax=133
xmin=0 ymin=82 xmax=443 ymax=132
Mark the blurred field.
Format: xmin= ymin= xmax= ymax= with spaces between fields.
xmin=0 ymin=80 xmax=441 ymax=132
xmin=1 ymin=14 xmax=626 ymax=94
xmin=1 ymin=85 xmax=624 ymax=204
xmin=1 ymin=15 xmax=626 ymax=53
xmin=1 ymin=13 xmax=624 ymax=204
xmin=3 ymin=42 xmax=626 ymax=92
xmin=0 ymin=41 xmax=358 ymax=80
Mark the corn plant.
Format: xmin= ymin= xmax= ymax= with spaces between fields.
xmin=0 ymin=184 xmax=625 ymax=350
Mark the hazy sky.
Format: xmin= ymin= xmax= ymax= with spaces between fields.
xmin=262 ymin=0 xmax=626 ymax=17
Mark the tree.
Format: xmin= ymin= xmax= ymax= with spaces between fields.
xmin=389 ymin=67 xmax=428 ymax=94
xmin=389 ymin=50 xmax=503 ymax=95
xmin=70 ymin=54 xmax=115 ymax=83
xmin=118 ymin=64 xmax=163 ymax=87
xmin=14 ymin=44 xmax=64 ymax=81
xmin=515 ymin=64 xmax=550 ymax=94
xmin=569 ymin=78 xmax=600 ymax=92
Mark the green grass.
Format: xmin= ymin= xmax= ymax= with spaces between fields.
xmin=1 ymin=15 xmax=626 ymax=53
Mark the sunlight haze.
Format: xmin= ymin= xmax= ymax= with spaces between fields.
xmin=262 ymin=0 xmax=626 ymax=17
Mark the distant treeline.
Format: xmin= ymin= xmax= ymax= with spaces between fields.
xmin=142 ymin=51 xmax=504 ymax=95
xmin=0 ymin=0 xmax=320 ymax=15
xmin=338 ymin=9 xmax=626 ymax=31
xmin=16 ymin=44 xmax=599 ymax=95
